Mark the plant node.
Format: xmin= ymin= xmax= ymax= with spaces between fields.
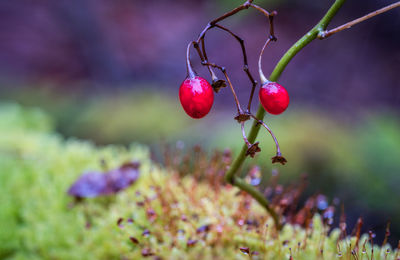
xmin=234 ymin=113 xmax=251 ymax=123
xmin=246 ymin=142 xmax=262 ymax=158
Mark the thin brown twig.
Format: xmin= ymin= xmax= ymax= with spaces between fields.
xmin=199 ymin=23 xmax=259 ymax=113
xmin=196 ymin=26 xmax=246 ymax=113
xmin=213 ymin=24 xmax=258 ymax=105
xmin=195 ymin=40 xmax=215 ymax=77
xmin=222 ymin=68 xmax=243 ymax=114
xmin=192 ymin=1 xmax=277 ymax=113
xmin=249 ymin=114 xmax=281 ymax=156
xmin=189 ymin=38 xmax=243 ymax=113
xmin=318 ymin=1 xmax=400 ymax=39
xmin=201 ymin=13 xmax=277 ymax=113
xmin=249 ymin=3 xmax=273 ymax=18
xmin=192 ymin=41 xmax=205 ymax=63
xmin=209 ymin=1 xmax=252 ymax=26
xmin=196 ymin=0 xmax=253 ymax=44
xmin=202 ymin=61 xmax=243 ymax=113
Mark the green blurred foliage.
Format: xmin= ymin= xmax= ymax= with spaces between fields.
xmin=211 ymin=108 xmax=400 ymax=223
xmin=0 ymin=103 xmax=54 ymax=133
xmin=4 ymin=87 xmax=208 ymax=145
xmin=5 ymin=89 xmax=400 ymax=224
xmin=62 ymin=91 xmax=193 ymax=144
xmin=6 ymin=88 xmax=400 ymax=205
xmin=0 ymin=103 xmax=397 ymax=259
xmin=0 ymin=103 xmax=151 ymax=259
xmin=42 ymin=90 xmax=400 ymax=235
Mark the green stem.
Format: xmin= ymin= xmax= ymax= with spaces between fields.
xmin=225 ymin=0 xmax=346 ymax=229
xmin=233 ymin=177 xmax=281 ymax=229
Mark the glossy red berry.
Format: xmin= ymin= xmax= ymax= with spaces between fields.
xmin=259 ymin=82 xmax=289 ymax=115
xmin=179 ymin=76 xmax=214 ymax=119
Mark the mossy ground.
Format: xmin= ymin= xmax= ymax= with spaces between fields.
xmin=0 ymin=103 xmax=398 ymax=259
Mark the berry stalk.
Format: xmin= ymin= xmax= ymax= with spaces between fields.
xmin=257 ymin=37 xmax=272 ymax=85
xmin=185 ymin=42 xmax=196 ymax=79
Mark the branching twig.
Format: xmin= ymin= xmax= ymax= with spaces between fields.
xmin=318 ymin=1 xmax=400 ymax=39
xmin=194 ymin=0 xmax=276 ymax=113
xmin=213 ymin=24 xmax=258 ymax=112
xmin=202 ymin=61 xmax=243 ymax=113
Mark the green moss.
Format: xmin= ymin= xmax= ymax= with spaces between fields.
xmin=0 ymin=103 xmax=398 ymax=259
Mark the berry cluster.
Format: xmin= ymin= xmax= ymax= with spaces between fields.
xmin=178 ymin=2 xmax=288 ymax=164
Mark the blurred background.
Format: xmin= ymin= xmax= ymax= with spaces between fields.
xmin=0 ymin=0 xmax=399 ymax=245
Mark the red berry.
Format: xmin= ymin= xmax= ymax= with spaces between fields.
xmin=259 ymin=82 xmax=289 ymax=115
xmin=179 ymin=76 xmax=214 ymax=119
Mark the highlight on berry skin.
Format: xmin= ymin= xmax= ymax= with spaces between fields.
xmin=259 ymin=82 xmax=289 ymax=115
xmin=179 ymin=76 xmax=214 ymax=119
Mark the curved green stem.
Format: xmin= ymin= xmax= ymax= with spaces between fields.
xmin=233 ymin=177 xmax=282 ymax=229
xmin=225 ymin=0 xmax=346 ymax=229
